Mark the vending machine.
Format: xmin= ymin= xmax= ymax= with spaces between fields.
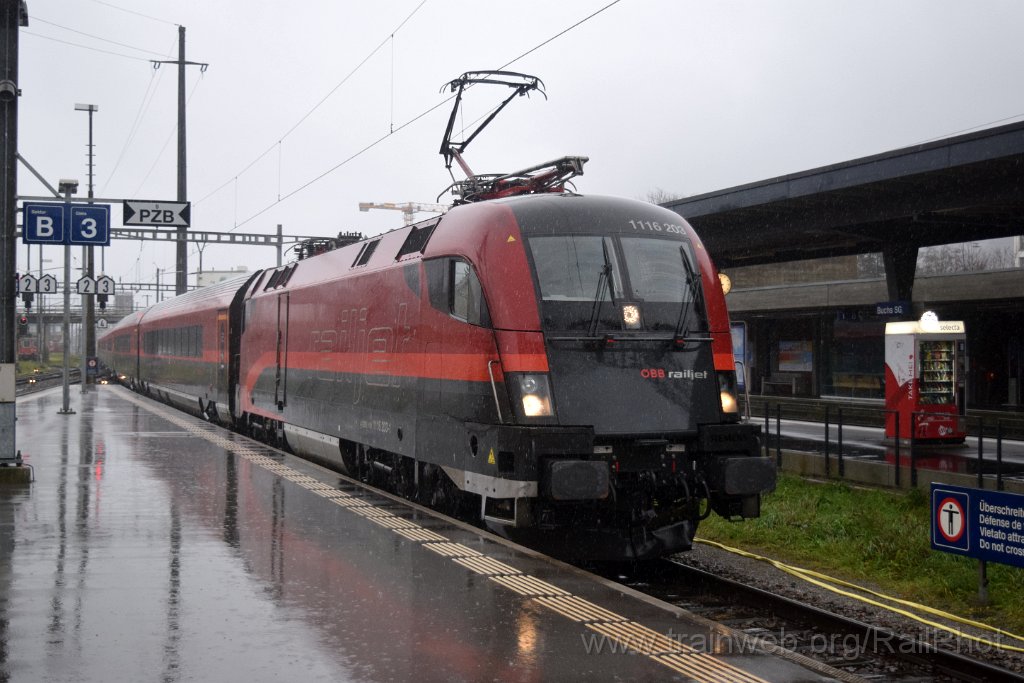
xmin=884 ymin=316 xmax=967 ymax=442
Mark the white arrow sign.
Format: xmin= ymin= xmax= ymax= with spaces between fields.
xmin=123 ymin=200 xmax=191 ymax=227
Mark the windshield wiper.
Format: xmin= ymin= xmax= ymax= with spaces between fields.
xmin=673 ymin=245 xmax=709 ymax=343
xmin=587 ymin=238 xmax=613 ymax=338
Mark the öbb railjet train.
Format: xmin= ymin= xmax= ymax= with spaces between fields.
xmin=99 ymin=194 xmax=775 ymax=559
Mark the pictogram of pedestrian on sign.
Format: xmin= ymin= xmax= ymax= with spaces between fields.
xmin=932 ymin=489 xmax=969 ymax=552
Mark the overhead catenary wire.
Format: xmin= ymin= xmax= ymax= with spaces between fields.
xmin=497 ymin=0 xmax=622 ymax=70
xmin=20 ymin=31 xmax=153 ymax=61
xmin=910 ymin=112 xmax=1024 ymax=147
xmin=194 ymin=0 xmax=429 ymax=208
xmin=167 ymin=1 xmax=625 ymax=273
xmin=232 ymin=97 xmax=454 ymax=230
xmin=86 ymin=0 xmax=178 ymax=27
xmin=102 ymin=36 xmax=179 ymax=194
xmin=226 ymin=0 xmax=625 ymax=232
xmin=130 ymin=75 xmax=205 ymax=199
xmin=29 ymin=16 xmax=168 ymax=56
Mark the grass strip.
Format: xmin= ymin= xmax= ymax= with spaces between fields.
xmin=697 ymin=474 xmax=1024 ymax=634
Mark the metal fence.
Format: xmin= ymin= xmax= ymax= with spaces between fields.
xmin=757 ymin=401 xmax=1024 ymax=492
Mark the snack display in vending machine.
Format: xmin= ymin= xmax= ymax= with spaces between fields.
xmin=884 ymin=314 xmax=967 ymax=442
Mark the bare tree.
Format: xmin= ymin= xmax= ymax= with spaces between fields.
xmin=916 ymin=243 xmax=1014 ymax=275
xmin=641 ymin=187 xmax=684 ymax=205
xmin=857 ymin=252 xmax=886 ymax=278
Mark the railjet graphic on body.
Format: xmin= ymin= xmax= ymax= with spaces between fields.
xmin=640 ymin=369 xmax=709 ymax=380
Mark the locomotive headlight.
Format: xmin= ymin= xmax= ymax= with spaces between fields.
xmin=718 ymin=371 xmax=739 ymax=415
xmin=622 ymin=304 xmax=641 ymax=330
xmin=719 ymin=272 xmax=732 ymax=295
xmin=517 ymin=374 xmax=554 ymax=417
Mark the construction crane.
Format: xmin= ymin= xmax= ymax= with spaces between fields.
xmin=358 ymin=202 xmax=449 ymax=226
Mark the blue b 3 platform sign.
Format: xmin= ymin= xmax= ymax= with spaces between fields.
xmin=931 ymin=483 xmax=1024 ymax=568
xmin=22 ymin=202 xmax=111 ymax=246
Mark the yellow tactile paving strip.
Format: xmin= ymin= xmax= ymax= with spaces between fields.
xmin=118 ymin=388 xmax=771 ymax=683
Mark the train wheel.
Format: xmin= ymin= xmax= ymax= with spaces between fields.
xmin=422 ymin=465 xmax=473 ymax=519
xmin=393 ymin=457 xmax=416 ymax=500
xmin=338 ymin=440 xmax=360 ymax=478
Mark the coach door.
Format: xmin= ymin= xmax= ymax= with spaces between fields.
xmin=216 ymin=311 xmax=228 ymax=396
xmin=134 ymin=326 xmax=141 ymax=381
xmin=274 ymin=293 xmax=289 ymax=410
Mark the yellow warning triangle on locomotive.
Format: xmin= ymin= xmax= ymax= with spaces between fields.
xmin=488 ymin=448 xmax=496 ymax=464
xmin=507 ymin=235 xmax=516 ymax=243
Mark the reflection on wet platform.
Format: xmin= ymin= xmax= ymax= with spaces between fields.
xmin=1 ymin=386 xmax=835 ymax=682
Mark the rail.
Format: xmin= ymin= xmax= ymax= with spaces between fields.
xmin=15 ymin=368 xmax=81 ymax=389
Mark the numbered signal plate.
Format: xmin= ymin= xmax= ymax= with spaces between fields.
xmin=18 ymin=274 xmax=38 ymax=293
xmin=39 ymin=275 xmax=58 ymax=293
xmin=96 ymin=276 xmax=116 ymax=295
xmin=77 ymin=276 xmax=97 ymax=295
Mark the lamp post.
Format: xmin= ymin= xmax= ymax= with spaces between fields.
xmin=58 ymin=178 xmax=78 ymax=415
xmin=155 ymin=267 xmax=182 ymax=303
xmin=75 ymin=103 xmax=97 ymax=389
xmin=37 ymin=254 xmax=52 ymax=363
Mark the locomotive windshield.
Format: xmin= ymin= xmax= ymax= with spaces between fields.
xmin=619 ymin=237 xmax=693 ymax=302
xmin=527 ymin=234 xmax=703 ymax=334
xmin=529 ymin=235 xmax=620 ymax=302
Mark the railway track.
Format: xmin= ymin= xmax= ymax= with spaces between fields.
xmin=15 ymin=368 xmax=81 ymax=394
xmin=595 ymin=557 xmax=1024 ymax=682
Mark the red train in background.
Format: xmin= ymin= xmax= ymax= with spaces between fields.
xmin=17 ymin=336 xmax=39 ymax=361
xmin=98 ymin=71 xmax=774 ymax=559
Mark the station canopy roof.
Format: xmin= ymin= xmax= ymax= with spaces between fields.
xmin=664 ymin=120 xmax=1024 ymax=269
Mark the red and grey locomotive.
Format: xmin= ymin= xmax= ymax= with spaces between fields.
xmin=99 ymin=192 xmax=773 ymax=559
xmin=98 ymin=72 xmax=775 ymax=559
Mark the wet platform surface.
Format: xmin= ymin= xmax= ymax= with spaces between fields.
xmin=2 ymin=386 xmax=840 ymax=682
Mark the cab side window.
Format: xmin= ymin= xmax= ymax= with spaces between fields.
xmin=425 ymin=257 xmax=491 ymax=327
xmin=452 ymin=260 xmax=490 ymax=326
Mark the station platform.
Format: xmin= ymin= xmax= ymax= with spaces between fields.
xmin=2 ymin=386 xmax=843 ymax=682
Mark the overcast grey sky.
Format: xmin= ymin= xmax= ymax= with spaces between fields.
xmin=16 ymin=0 xmax=1024 ymax=295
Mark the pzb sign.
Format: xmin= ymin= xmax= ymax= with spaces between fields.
xmin=123 ymin=200 xmax=191 ymax=227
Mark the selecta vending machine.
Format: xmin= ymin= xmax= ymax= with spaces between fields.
xmin=884 ymin=314 xmax=967 ymax=442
